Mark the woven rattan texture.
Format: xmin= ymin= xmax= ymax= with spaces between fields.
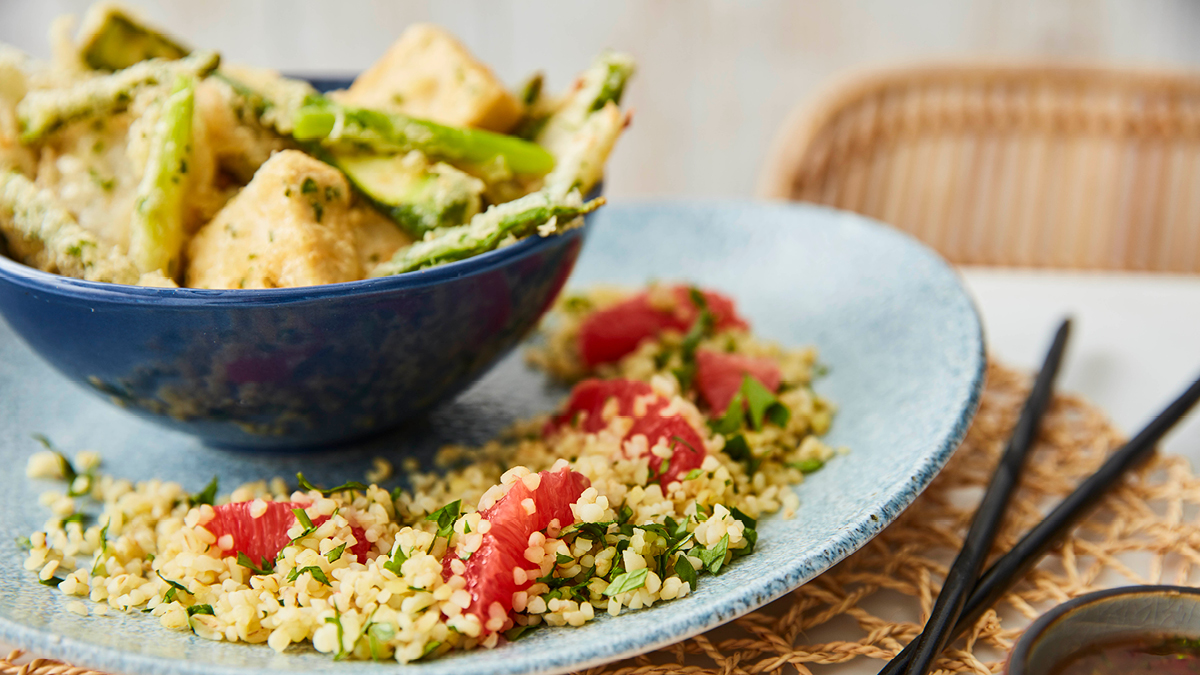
xmin=6 ymin=362 xmax=1196 ymax=675
xmin=759 ymin=66 xmax=1200 ymax=273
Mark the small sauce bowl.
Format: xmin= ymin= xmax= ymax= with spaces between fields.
xmin=1006 ymin=585 xmax=1200 ymax=674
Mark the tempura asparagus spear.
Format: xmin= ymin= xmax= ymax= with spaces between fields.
xmin=77 ymin=2 xmax=189 ymax=71
xmin=535 ymin=52 xmax=635 ymax=156
xmin=292 ymin=97 xmax=556 ymax=176
xmin=17 ymin=50 xmax=218 ymax=144
xmin=371 ymin=191 xmax=603 ymax=275
xmin=0 ymin=171 xmax=140 ymax=284
xmin=128 ymin=76 xmax=194 ymax=278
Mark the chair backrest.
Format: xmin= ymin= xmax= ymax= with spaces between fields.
xmin=759 ymin=65 xmax=1200 ymax=272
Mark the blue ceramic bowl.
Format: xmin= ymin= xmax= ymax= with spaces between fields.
xmin=0 ymin=218 xmax=592 ymax=449
xmin=1006 ymin=585 xmax=1200 ymax=674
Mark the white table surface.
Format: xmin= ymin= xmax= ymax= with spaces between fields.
xmin=7 ymin=268 xmax=1200 ymax=670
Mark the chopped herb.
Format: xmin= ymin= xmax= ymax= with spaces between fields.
xmin=236 ymin=551 xmax=275 ymax=575
xmin=562 ymin=295 xmax=593 ymax=313
xmin=603 ymin=567 xmax=649 ymax=596
xmin=561 ymin=521 xmax=612 ymax=542
xmin=505 ymin=624 xmax=538 ymax=641
xmin=367 ymin=621 xmax=395 ymax=661
xmin=729 ymin=508 xmax=758 ymax=557
xmin=60 ymin=513 xmax=87 ymax=528
xmin=710 ymin=392 xmax=745 ymax=435
xmin=88 ymin=168 xmax=115 ymax=191
xmin=326 ymin=542 xmax=347 ymax=563
xmin=311 ymin=199 xmax=324 ymax=222
xmin=813 ymin=363 xmax=830 ymax=377
xmin=426 ymin=500 xmax=461 ymax=538
xmin=556 ymin=553 xmax=574 ymax=565
xmin=188 ymin=476 xmax=218 ymax=507
xmin=617 ymin=504 xmax=634 ymax=525
xmin=289 ymin=507 xmax=319 ymax=545
xmin=658 ymin=456 xmax=670 ymax=478
xmin=91 ymin=517 xmax=110 ymax=576
xmin=156 ymin=570 xmax=189 ymax=602
xmin=300 ymin=177 xmax=318 ymax=194
xmin=39 ymin=576 xmax=65 ymax=587
xmin=325 ymin=616 xmax=347 ymax=660
xmin=674 ymin=555 xmax=698 ymax=589
xmin=684 ymin=468 xmax=703 ymax=481
xmin=696 ymin=534 xmax=730 ymax=574
xmin=741 ymin=374 xmax=790 ymax=430
xmin=390 ymin=486 xmax=405 ymax=504
xmin=672 ymin=288 xmax=715 ymax=390
xmin=382 ymin=543 xmax=408 ymax=576
xmin=66 ymin=472 xmax=92 ymax=497
xmin=296 ymin=473 xmax=368 ymax=497
xmin=421 ymin=641 xmax=441 ymax=658
xmin=33 ymin=435 xmax=76 ymax=482
xmin=286 ymin=565 xmax=330 ymax=586
xmin=788 ymin=458 xmax=825 ymax=474
xmin=14 ymin=535 xmax=32 ymax=551
xmin=186 ymin=604 xmax=214 ymax=616
xmin=722 ymin=434 xmax=760 ymax=474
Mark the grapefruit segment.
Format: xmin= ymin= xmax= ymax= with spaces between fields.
xmin=694 ymin=349 xmax=783 ymax=415
xmin=202 ymin=500 xmax=372 ymax=564
xmin=578 ymin=286 xmax=749 ymax=367
xmin=445 ymin=467 xmax=590 ymax=632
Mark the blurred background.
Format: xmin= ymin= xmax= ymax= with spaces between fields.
xmin=3 ymin=0 xmax=1200 ymax=201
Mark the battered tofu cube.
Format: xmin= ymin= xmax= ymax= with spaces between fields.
xmin=186 ymin=150 xmax=361 ymax=289
xmin=338 ymin=24 xmax=523 ymax=133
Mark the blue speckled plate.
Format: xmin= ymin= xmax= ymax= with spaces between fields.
xmin=0 ymin=202 xmax=985 ymax=675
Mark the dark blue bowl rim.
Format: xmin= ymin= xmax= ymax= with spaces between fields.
xmin=0 ymin=215 xmax=591 ymax=306
xmin=1006 ymin=584 xmax=1200 ymax=674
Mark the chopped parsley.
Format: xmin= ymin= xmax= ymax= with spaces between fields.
xmin=326 ymin=543 xmax=347 ymax=563
xmin=296 ymin=473 xmax=368 ymax=497
xmin=14 ymin=535 xmax=31 ymax=551
xmin=156 ymin=570 xmax=189 ymax=602
xmin=60 ymin=513 xmax=87 ymax=528
xmin=505 ymin=624 xmax=538 ymax=642
xmin=286 ymin=566 xmax=330 ymax=586
xmin=603 ymin=567 xmax=649 ymax=597
xmin=289 ymin=507 xmax=319 ymax=544
xmin=91 ymin=517 xmax=110 ymax=576
xmin=300 ymin=177 xmax=318 ymax=194
xmin=684 ymin=468 xmax=704 ymax=481
xmin=236 ymin=551 xmax=275 ymax=575
xmin=673 ymin=555 xmax=698 ymax=589
xmin=33 ymin=434 xmax=76 ymax=483
xmin=788 ymin=458 xmax=826 ymax=474
xmin=696 ymin=534 xmax=730 ymax=574
xmin=367 ymin=621 xmax=395 ymax=661
xmin=39 ymin=576 xmax=65 ymax=587
xmin=186 ymin=604 xmax=214 ymax=616
xmin=188 ymin=476 xmax=218 ymax=507
xmin=741 ymin=374 xmax=790 ymax=429
xmin=426 ymin=500 xmax=461 ymax=538
xmin=325 ymin=615 xmax=347 ymax=660
xmin=382 ymin=543 xmax=408 ymax=576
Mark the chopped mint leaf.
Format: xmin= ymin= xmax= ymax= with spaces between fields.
xmin=684 ymin=468 xmax=703 ymax=481
xmin=367 ymin=621 xmax=395 ymax=661
xmin=326 ymin=543 xmax=347 ymax=563
xmin=156 ymin=570 xmax=189 ymax=602
xmin=696 ymin=534 xmax=730 ymax=574
xmin=324 ymin=615 xmax=347 ymax=660
xmin=297 ymin=473 xmax=368 ymax=497
xmin=33 ymin=435 xmax=77 ymax=483
xmin=91 ymin=517 xmax=111 ymax=576
xmin=60 ymin=513 xmax=87 ymax=528
xmin=711 ymin=392 xmax=745 ymax=435
xmin=603 ymin=567 xmax=649 ymax=597
xmin=421 ymin=641 xmax=440 ymax=658
xmin=741 ymin=374 xmax=789 ymax=430
xmin=382 ymin=543 xmax=408 ymax=576
xmin=556 ymin=553 xmax=574 ymax=565
xmin=722 ymin=434 xmax=760 ymax=474
xmin=188 ymin=476 xmax=218 ymax=507
xmin=426 ymin=500 xmax=461 ymax=538
xmin=286 ymin=566 xmax=330 ymax=586
xmin=186 ymin=604 xmax=214 ymax=616
xmin=789 ymin=458 xmax=825 ymax=474
xmin=236 ymin=551 xmax=275 ymax=575
xmin=504 ymin=624 xmax=537 ymax=641
xmin=38 ymin=576 xmax=65 ymax=587
xmin=674 ymin=555 xmax=698 ymax=589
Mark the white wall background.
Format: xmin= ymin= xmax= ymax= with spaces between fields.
xmin=2 ymin=1 xmax=1199 ymax=200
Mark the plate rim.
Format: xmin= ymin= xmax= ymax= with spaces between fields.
xmin=0 ymin=199 xmax=987 ymax=675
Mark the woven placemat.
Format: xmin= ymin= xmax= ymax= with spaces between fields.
xmin=6 ymin=362 xmax=1196 ymax=675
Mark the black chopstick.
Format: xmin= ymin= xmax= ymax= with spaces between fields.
xmin=897 ymin=319 xmax=1071 ymax=675
xmin=880 ymin=370 xmax=1200 ymax=675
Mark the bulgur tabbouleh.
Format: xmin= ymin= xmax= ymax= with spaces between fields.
xmin=21 ymin=283 xmax=838 ymax=663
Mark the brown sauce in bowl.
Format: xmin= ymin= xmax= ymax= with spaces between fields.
xmin=1052 ymin=636 xmax=1200 ymax=674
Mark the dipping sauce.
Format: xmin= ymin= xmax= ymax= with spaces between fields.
xmin=1052 ymin=636 xmax=1200 ymax=674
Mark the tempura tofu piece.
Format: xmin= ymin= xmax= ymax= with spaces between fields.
xmin=186 ymin=150 xmax=361 ymax=289
xmin=349 ymin=203 xmax=413 ymax=270
xmin=338 ymin=24 xmax=523 ymax=132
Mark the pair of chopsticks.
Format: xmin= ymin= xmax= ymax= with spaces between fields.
xmin=881 ymin=319 xmax=1200 ymax=675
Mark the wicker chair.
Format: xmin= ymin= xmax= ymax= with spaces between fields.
xmin=758 ymin=64 xmax=1200 ymax=272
